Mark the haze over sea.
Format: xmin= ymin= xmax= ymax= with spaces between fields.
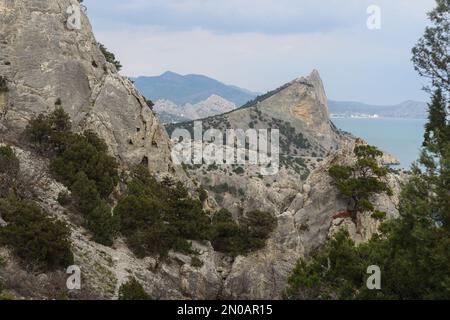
xmin=332 ymin=118 xmax=427 ymax=169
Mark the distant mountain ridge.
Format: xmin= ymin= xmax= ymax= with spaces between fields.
xmin=329 ymin=100 xmax=428 ymax=119
xmin=154 ymin=95 xmax=236 ymax=123
xmin=132 ymin=71 xmax=259 ymax=106
xmin=134 ymin=72 xmax=427 ymax=121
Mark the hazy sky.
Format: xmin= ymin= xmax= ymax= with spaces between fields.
xmin=83 ymin=0 xmax=436 ymax=104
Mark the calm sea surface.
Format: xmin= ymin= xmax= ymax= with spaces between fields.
xmin=332 ymin=118 xmax=427 ymax=169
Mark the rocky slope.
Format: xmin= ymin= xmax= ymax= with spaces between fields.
xmin=154 ymin=95 xmax=236 ymax=123
xmin=0 ymin=139 xmax=403 ymax=300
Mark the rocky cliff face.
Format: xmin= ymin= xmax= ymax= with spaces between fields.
xmin=0 ymin=0 xmax=177 ymax=175
xmin=255 ymin=70 xmax=336 ymax=150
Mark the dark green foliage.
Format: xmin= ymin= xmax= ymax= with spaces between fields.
xmin=50 ymin=130 xmax=119 ymax=198
xmin=25 ymin=108 xmax=119 ymax=197
xmin=233 ymin=166 xmax=245 ymax=175
xmin=328 ymin=144 xmax=392 ymax=221
xmin=0 ymin=146 xmax=20 ymax=198
xmin=210 ymin=209 xmax=277 ymax=256
xmin=411 ymin=0 xmax=450 ymax=232
xmin=118 ymin=277 xmax=152 ymax=300
xmin=423 ymin=89 xmax=450 ymax=157
xmin=240 ymin=210 xmax=277 ymax=252
xmin=210 ymin=183 xmax=239 ymax=196
xmin=198 ymin=186 xmax=208 ymax=203
xmin=273 ymin=118 xmax=311 ymax=151
xmin=115 ymin=167 xmax=211 ymax=258
xmin=285 ymin=231 xmax=364 ymax=300
xmin=98 ymin=43 xmax=122 ymax=71
xmin=411 ymin=0 xmax=450 ymax=93
xmin=210 ymin=209 xmax=242 ymax=256
xmin=86 ymin=201 xmax=118 ymax=247
xmin=57 ymin=191 xmax=71 ymax=206
xmin=24 ymin=108 xmax=119 ymax=246
xmin=0 ymin=76 xmax=8 ymax=92
xmin=25 ymin=107 xmax=72 ymax=154
xmin=191 ymin=256 xmax=204 ymax=269
xmin=145 ymin=99 xmax=154 ymax=110
xmin=0 ymin=198 xmax=73 ymax=271
xmin=70 ymin=172 xmax=101 ymax=214
xmin=66 ymin=169 xmax=118 ymax=246
xmin=285 ymin=214 xmax=450 ymax=300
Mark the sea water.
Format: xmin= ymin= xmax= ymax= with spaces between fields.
xmin=332 ymin=118 xmax=427 ymax=169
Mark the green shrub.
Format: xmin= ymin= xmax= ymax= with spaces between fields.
xmin=115 ymin=167 xmax=211 ymax=258
xmin=211 ymin=209 xmax=277 ymax=256
xmin=118 ymin=277 xmax=151 ymax=300
xmin=70 ymin=172 xmax=101 ymax=214
xmin=285 ymin=230 xmax=361 ymax=300
xmin=210 ymin=209 xmax=242 ymax=256
xmin=0 ymin=198 xmax=73 ymax=271
xmin=86 ymin=201 xmax=118 ymax=246
xmin=145 ymin=99 xmax=154 ymax=110
xmin=57 ymin=191 xmax=71 ymax=206
xmin=25 ymin=108 xmax=119 ymax=198
xmin=198 ymin=186 xmax=208 ymax=203
xmin=69 ymin=173 xmax=118 ymax=246
xmin=98 ymin=43 xmax=122 ymax=71
xmin=25 ymin=107 xmax=72 ymax=154
xmin=0 ymin=146 xmax=19 ymax=198
xmin=50 ymin=131 xmax=119 ymax=197
xmin=240 ymin=210 xmax=277 ymax=252
xmin=24 ymin=109 xmax=119 ymax=246
xmin=233 ymin=166 xmax=245 ymax=175
xmin=0 ymin=146 xmax=19 ymax=174
xmin=0 ymin=76 xmax=8 ymax=92
xmin=191 ymin=256 xmax=204 ymax=269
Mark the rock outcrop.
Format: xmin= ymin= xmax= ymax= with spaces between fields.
xmin=0 ymin=0 xmax=177 ymax=175
xmin=219 ymin=139 xmax=403 ymax=299
xmin=154 ymin=94 xmax=236 ymax=123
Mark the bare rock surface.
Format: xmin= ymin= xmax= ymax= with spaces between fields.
xmin=0 ymin=0 xmax=179 ymax=176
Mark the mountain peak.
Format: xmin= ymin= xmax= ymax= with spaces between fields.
xmin=309 ymin=69 xmax=321 ymax=78
xmin=161 ymin=71 xmax=182 ymax=78
xmin=204 ymin=94 xmax=232 ymax=103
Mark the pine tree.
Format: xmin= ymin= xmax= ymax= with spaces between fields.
xmin=423 ymin=89 xmax=449 ymax=157
xmin=412 ymin=0 xmax=450 ymax=96
xmin=328 ymin=144 xmax=392 ymax=222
